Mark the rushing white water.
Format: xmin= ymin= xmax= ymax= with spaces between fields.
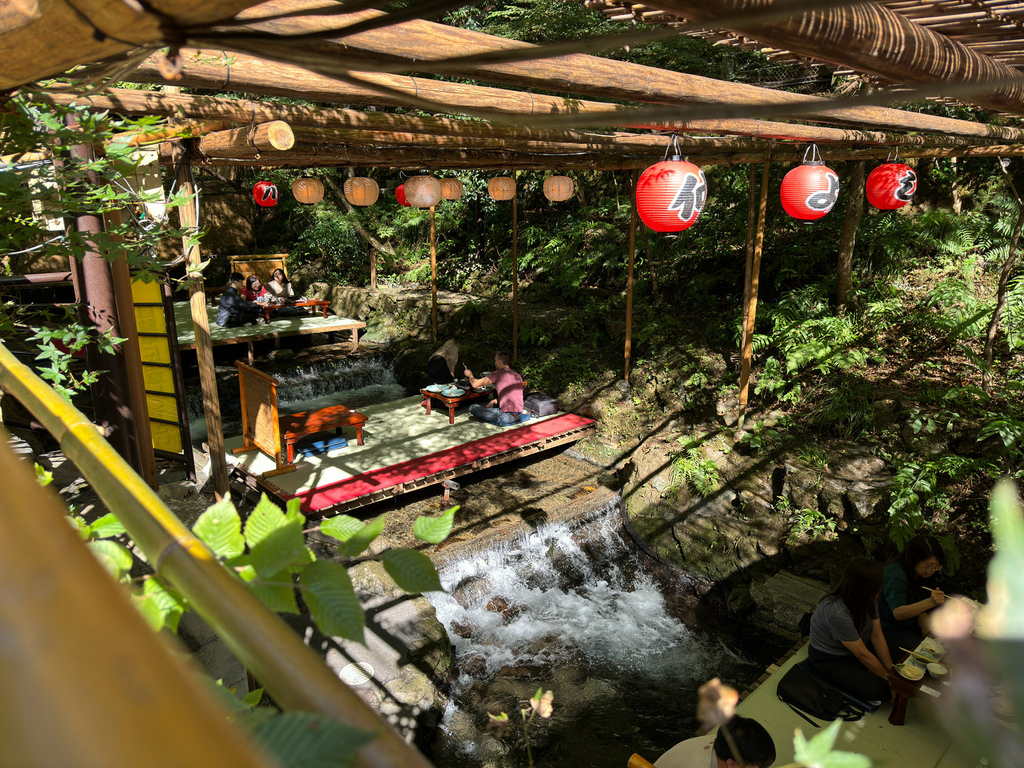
xmin=188 ymin=356 xmax=405 ymax=441
xmin=428 ymin=501 xmax=744 ymax=689
xmin=425 ymin=502 xmax=767 ymax=768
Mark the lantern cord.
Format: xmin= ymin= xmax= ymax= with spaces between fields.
xmin=802 ymin=144 xmax=822 ymax=163
xmin=661 ymin=134 xmax=684 ymax=161
xmin=885 ymin=148 xmax=900 ymax=163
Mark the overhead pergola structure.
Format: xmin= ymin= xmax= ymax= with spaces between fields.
xmin=5 ymin=0 xmax=1024 ymax=765
xmin=15 ymin=0 xmax=1024 ymax=486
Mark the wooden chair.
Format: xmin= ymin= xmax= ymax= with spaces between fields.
xmin=233 ymin=361 xmax=367 ymax=478
xmin=627 ymin=754 xmax=655 ymax=768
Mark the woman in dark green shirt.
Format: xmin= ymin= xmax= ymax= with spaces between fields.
xmin=879 ymin=535 xmax=945 ymax=660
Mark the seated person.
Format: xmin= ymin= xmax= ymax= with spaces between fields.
xmin=216 ymin=272 xmax=262 ymax=327
xmin=879 ymin=535 xmax=945 ymax=660
xmin=808 ymin=558 xmax=893 ymax=704
xmin=242 ymin=274 xmax=267 ymax=302
xmin=266 ymin=268 xmax=295 ymax=299
xmin=427 ymin=339 xmax=460 ymax=385
xmin=464 ymin=352 xmax=529 ymax=427
xmin=655 ymin=714 xmax=776 ymax=768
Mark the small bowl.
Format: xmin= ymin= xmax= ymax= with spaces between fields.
xmin=927 ymin=663 xmax=948 ymax=678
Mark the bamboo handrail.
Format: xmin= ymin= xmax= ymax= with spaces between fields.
xmin=0 ymin=429 xmax=277 ymax=768
xmin=0 ymin=342 xmax=434 ymax=768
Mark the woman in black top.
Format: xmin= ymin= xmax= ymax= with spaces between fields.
xmin=427 ymin=339 xmax=460 ymax=384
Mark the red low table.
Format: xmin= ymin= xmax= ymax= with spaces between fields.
xmin=261 ymin=298 xmax=331 ymax=324
xmin=420 ymin=387 xmax=490 ymax=424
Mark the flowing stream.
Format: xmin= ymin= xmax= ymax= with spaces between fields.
xmin=425 ymin=500 xmax=779 ymax=768
xmin=186 ymin=356 xmax=405 ymax=442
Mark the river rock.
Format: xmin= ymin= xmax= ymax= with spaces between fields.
xmin=749 ymin=570 xmax=829 ymax=640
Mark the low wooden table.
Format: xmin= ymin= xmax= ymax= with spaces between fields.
xmin=885 ymin=647 xmax=944 ymax=725
xmin=280 ymin=404 xmax=367 ymax=464
xmin=420 ymin=387 xmax=491 ymax=424
xmin=260 ymin=298 xmax=331 ymax=324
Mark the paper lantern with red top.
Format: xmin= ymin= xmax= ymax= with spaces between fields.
xmin=780 ymin=145 xmax=839 ymax=221
xmin=253 ymin=181 xmax=278 ymax=208
xmin=635 ymin=156 xmax=707 ymax=233
xmin=395 ymin=184 xmax=410 ymax=206
xmin=866 ymin=162 xmax=917 ymax=210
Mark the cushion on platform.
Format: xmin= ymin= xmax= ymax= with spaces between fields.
xmin=795 ymin=659 xmax=880 ymax=713
xmin=295 ymin=434 xmax=348 ymax=457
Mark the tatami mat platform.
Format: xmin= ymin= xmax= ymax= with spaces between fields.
xmin=704 ymin=643 xmax=980 ymax=768
xmin=226 ymin=395 xmax=595 ymax=514
xmin=173 ymin=301 xmax=364 ymax=350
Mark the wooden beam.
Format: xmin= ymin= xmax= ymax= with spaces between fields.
xmin=193 ymin=121 xmax=295 ymax=159
xmin=39 ymin=81 xmax=1013 ymax=149
xmin=512 ymin=189 xmax=519 ymax=364
xmin=0 ymin=0 xmax=264 ymax=90
xmin=430 ymin=206 xmax=437 ymax=340
xmin=182 ymin=2 xmax=1024 ymax=139
xmin=109 ymin=120 xmax=232 ymax=148
xmin=641 ymin=0 xmax=1024 ymax=116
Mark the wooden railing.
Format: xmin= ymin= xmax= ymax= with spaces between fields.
xmin=0 ymin=341 xmax=433 ymax=768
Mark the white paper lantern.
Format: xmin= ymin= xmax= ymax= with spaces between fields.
xmin=404 ymin=175 xmax=443 ymax=207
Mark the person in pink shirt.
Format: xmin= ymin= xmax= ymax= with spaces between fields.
xmin=463 ymin=351 xmax=530 ymax=427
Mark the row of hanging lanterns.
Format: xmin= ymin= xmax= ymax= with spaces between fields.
xmin=252 ymin=178 xmax=326 ymax=207
xmin=255 ymin=174 xmax=574 ymax=208
xmin=635 ymin=141 xmax=918 ymax=233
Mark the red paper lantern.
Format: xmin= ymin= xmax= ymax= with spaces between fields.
xmin=395 ymin=184 xmax=410 ymax=206
xmin=635 ymin=158 xmax=707 ymax=233
xmin=866 ymin=162 xmax=917 ymax=210
xmin=781 ymin=146 xmax=839 ymax=221
xmin=253 ymin=181 xmax=278 ymax=207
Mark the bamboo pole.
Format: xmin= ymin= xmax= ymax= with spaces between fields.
xmin=46 ymin=84 xmax=1014 ymax=148
xmin=0 ymin=0 xmax=261 ymax=90
xmin=169 ymin=143 xmax=229 ymax=498
xmin=430 ymin=205 xmax=437 ymax=340
xmin=647 ymin=0 xmax=1024 ymax=116
xmin=0 ymin=429 xmax=276 ymax=768
xmin=369 ymin=243 xmax=377 ymax=290
xmin=625 ymin=183 xmax=637 ymax=381
xmin=184 ymin=4 xmax=1024 ymax=138
xmin=738 ymin=150 xmax=772 ymax=428
xmin=0 ymin=343 xmax=435 ymax=768
xmin=739 ymin=162 xmax=758 ymax=371
xmin=512 ymin=187 xmax=519 ymax=364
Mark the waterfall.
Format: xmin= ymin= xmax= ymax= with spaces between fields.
xmin=187 ymin=356 xmax=405 ymax=441
xmin=426 ymin=501 xmax=770 ymax=768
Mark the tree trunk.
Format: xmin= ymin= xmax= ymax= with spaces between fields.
xmin=837 ymin=160 xmax=865 ymax=311
xmin=323 ymin=175 xmax=399 ymax=271
xmin=983 ymin=170 xmax=1024 ymax=394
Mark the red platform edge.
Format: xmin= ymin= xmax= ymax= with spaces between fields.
xmin=289 ymin=413 xmax=594 ymax=513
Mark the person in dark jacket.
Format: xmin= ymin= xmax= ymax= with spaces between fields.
xmin=427 ymin=339 xmax=460 ymax=385
xmin=879 ymin=535 xmax=945 ymax=660
xmin=216 ymin=273 xmax=262 ymax=327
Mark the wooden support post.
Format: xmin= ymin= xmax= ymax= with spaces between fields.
xmin=512 ymin=190 xmax=519 ymax=364
xmin=108 ymin=244 xmax=158 ymax=489
xmin=430 ymin=205 xmax=437 ymax=340
xmin=625 ymin=182 xmax=637 ymax=381
xmin=170 ymin=142 xmax=229 ymax=498
xmin=369 ymin=243 xmax=376 ymax=290
xmin=739 ymin=162 xmax=758 ymax=362
xmin=738 ymin=151 xmax=771 ymax=429
xmin=837 ymin=160 xmax=865 ymax=311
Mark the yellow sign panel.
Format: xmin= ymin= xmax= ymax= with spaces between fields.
xmin=137 ymin=336 xmax=171 ymax=366
xmin=134 ymin=305 xmax=165 ymax=335
xmin=141 ymin=365 xmax=174 ymax=394
xmin=130 ymin=278 xmax=162 ymax=303
xmin=150 ymin=421 xmax=182 ymax=454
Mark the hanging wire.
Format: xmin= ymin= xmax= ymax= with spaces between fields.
xmin=802 ymin=144 xmax=823 ymax=163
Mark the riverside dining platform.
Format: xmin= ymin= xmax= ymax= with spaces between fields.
xmin=225 ymin=394 xmax=595 ymax=515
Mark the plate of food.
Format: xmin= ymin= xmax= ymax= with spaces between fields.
xmin=897 ymin=663 xmax=925 ymax=681
xmin=442 ymin=387 xmax=465 ymax=397
xmin=425 ymin=384 xmax=445 ymax=392
xmin=920 ymin=638 xmax=945 ymax=656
